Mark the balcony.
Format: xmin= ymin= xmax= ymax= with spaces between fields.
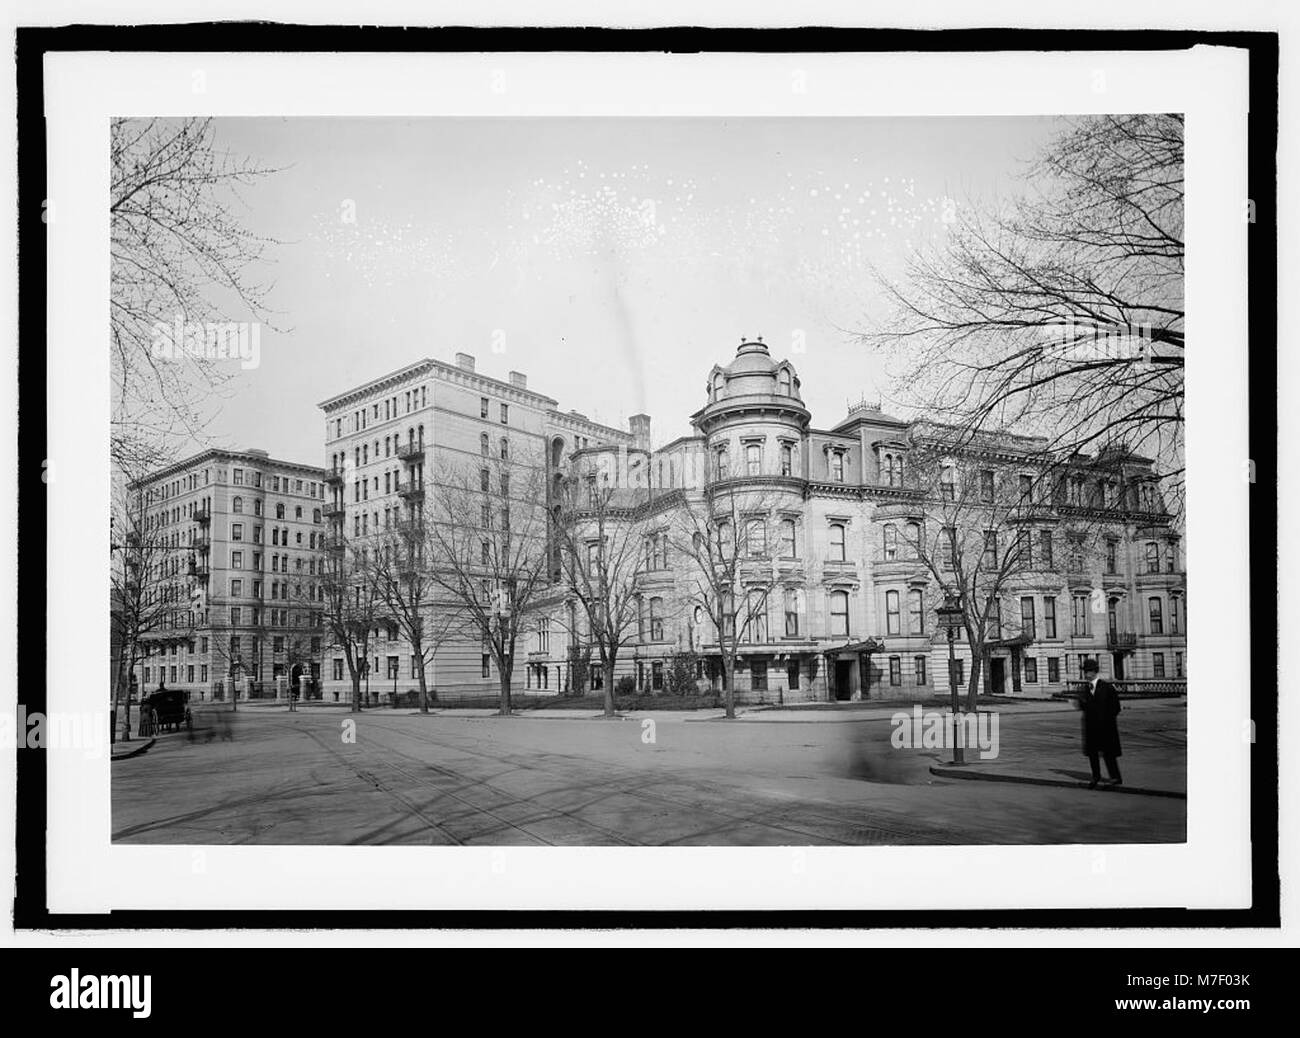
xmin=1106 ymin=631 xmax=1138 ymax=651
xmin=323 ymin=469 xmax=344 ymax=486
xmin=397 ymin=481 xmax=426 ymax=504
xmin=194 ymin=539 xmax=210 ymax=554
xmin=189 ymin=562 xmax=210 ymax=580
xmin=194 ymin=506 xmax=211 ymax=524
xmin=321 ymin=502 xmax=345 ymax=520
xmin=396 ymin=442 xmax=426 ymax=464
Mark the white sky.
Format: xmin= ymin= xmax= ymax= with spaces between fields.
xmin=185 ymin=115 xmax=1061 ymax=461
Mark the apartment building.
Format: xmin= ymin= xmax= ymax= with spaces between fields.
xmin=317 ymin=352 xmax=628 ymax=701
xmin=127 ymin=448 xmax=329 ymax=700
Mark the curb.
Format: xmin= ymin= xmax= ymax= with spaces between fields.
xmin=928 ymin=764 xmax=1185 ymax=799
xmin=111 ymin=738 xmax=156 ymax=761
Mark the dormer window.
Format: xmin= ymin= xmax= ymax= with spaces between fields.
xmin=881 ymin=451 xmax=905 ymax=487
xmin=777 ymin=368 xmax=792 ymax=396
xmin=712 ymin=373 xmax=725 ymax=400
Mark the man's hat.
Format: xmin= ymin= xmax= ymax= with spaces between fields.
xmin=1082 ymin=658 xmax=1100 ymax=674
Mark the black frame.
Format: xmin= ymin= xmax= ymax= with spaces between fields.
xmin=15 ymin=23 xmax=1278 ymax=930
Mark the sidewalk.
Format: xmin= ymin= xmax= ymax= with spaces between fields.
xmin=110 ymin=737 xmax=155 ymax=761
xmin=928 ymin=717 xmax=1186 ymax=798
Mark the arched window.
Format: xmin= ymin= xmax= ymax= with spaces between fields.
xmin=828 ymin=522 xmax=846 ymax=562
xmin=480 ymin=433 xmax=489 ymax=456
xmin=232 ymin=496 xmax=243 ymax=513
xmin=830 ymin=590 xmax=850 ymax=637
xmin=905 ymin=521 xmax=922 ymax=559
xmin=276 ymin=503 xmax=285 ymax=519
xmin=500 ymin=437 xmax=509 ymax=460
xmin=313 ymin=508 xmax=321 ymax=523
xmin=712 ymin=373 xmax=725 ymax=399
xmin=295 ymin=506 xmax=303 ymax=519
xmin=777 ymin=368 xmax=792 ymax=396
xmin=883 ymin=524 xmax=897 ymax=560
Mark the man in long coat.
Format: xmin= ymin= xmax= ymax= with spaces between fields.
xmin=1078 ymin=658 xmax=1122 ymax=788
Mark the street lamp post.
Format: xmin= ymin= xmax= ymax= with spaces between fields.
xmin=935 ymin=595 xmax=966 ymax=766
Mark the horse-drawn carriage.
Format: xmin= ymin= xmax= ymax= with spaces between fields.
xmin=138 ymin=688 xmax=192 ymax=735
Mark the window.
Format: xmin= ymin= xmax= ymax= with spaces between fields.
xmin=1153 ymin=652 xmax=1166 ymax=678
xmin=1024 ymin=657 xmax=1039 ymax=683
xmin=1146 ymin=542 xmax=1160 ymax=574
xmin=908 ymin=589 xmax=924 ymax=634
xmin=778 ymin=368 xmax=791 ymax=395
xmin=230 ymin=579 xmax=243 ymax=597
xmin=231 ymin=551 xmax=243 ymax=570
xmin=233 ymin=468 xmax=244 ymax=485
xmin=480 ymin=397 xmax=489 ymax=418
xmin=983 ymin=530 xmax=998 ymax=567
xmin=231 ymin=523 xmax=243 ymax=541
xmin=1020 ymin=597 xmax=1036 ymax=639
xmin=746 ymin=518 xmax=767 ymax=556
xmin=745 ymin=442 xmax=762 ymax=476
xmin=784 ymin=589 xmax=800 ymax=636
xmin=480 ymin=432 xmax=489 ymax=456
xmin=1175 ymin=651 xmax=1184 ymax=678
xmin=500 ymin=438 xmax=509 ymax=460
xmin=830 ymin=590 xmax=850 ymax=637
xmin=652 ymin=660 xmax=664 ymax=691
xmin=780 ymin=442 xmax=793 ymax=476
xmin=828 ymin=522 xmax=846 ymax=562
xmin=1013 ymin=529 xmax=1031 ymax=569
xmin=989 ymin=598 xmax=1003 ymax=639
xmin=979 ymin=469 xmax=994 ymax=503
xmin=1040 ymin=530 xmax=1054 ymax=569
xmin=230 ymin=607 xmax=241 ymax=626
xmin=940 ymin=465 xmax=955 ymax=500
xmin=499 ymin=403 xmax=509 ymax=424
xmin=1019 ymin=474 xmax=1033 ymax=500
xmin=747 ymin=590 xmax=768 ymax=642
xmin=882 ymin=524 xmax=897 ymax=560
xmin=914 ymin=656 xmax=927 ymax=685
xmin=715 ymin=447 xmax=729 ymax=480
xmin=1108 ymin=597 xmax=1119 ymax=636
xmin=829 ymin=451 xmax=844 ymax=483
xmin=1072 ymin=594 xmax=1090 ymax=637
xmin=649 ymin=597 xmax=664 ymax=641
xmin=905 ymin=521 xmax=921 ymax=560
xmin=1105 ymin=539 xmax=1118 ymax=574
xmin=787 ymin=659 xmax=801 ymax=690
xmin=480 ymin=468 xmax=490 ymax=492
xmin=1047 ymin=656 xmax=1060 ymax=682
xmin=1165 ymin=541 xmax=1177 ymax=573
xmin=1148 ymin=596 xmax=1164 ymax=635
xmin=889 ymin=656 xmax=902 ymax=686
xmin=886 ymin=590 xmax=901 ymax=635
xmin=751 ymin=659 xmax=768 ymax=692
xmin=233 ymin=496 xmax=243 ymax=513
xmin=1169 ymin=595 xmax=1181 ymax=635
xmin=780 ymin=518 xmax=797 ymax=558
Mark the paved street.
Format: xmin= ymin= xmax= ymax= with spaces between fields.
xmin=112 ymin=701 xmax=1186 ymax=846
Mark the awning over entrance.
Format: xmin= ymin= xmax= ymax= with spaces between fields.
xmin=825 ymin=637 xmax=886 ymax=657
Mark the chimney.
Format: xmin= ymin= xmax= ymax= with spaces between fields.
xmin=455 ymin=352 xmax=476 ymax=372
xmin=629 ymin=413 xmax=652 ymax=451
xmin=508 ymin=370 xmax=527 ymax=390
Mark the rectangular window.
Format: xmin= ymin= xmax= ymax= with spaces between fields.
xmin=1149 ymin=597 xmax=1164 ymax=635
xmin=480 ymin=397 xmax=489 ymax=418
xmin=500 ymin=403 xmax=509 ymax=424
xmin=1024 ymin=656 xmax=1038 ymax=683
xmin=949 ymin=658 xmax=964 ymax=687
xmin=1072 ymin=594 xmax=1089 ymax=637
xmin=1165 ymin=541 xmax=1177 ymax=573
xmin=1153 ymin=652 xmax=1166 ymax=678
xmin=914 ymin=656 xmax=927 ymax=686
xmin=886 ymin=590 xmax=900 ymax=635
xmin=1020 ymin=596 xmax=1035 ymax=639
xmin=979 ymin=469 xmax=994 ymax=502
xmin=1105 ymin=540 xmax=1117 ymax=575
xmin=652 ymin=661 xmax=664 ymax=691
xmin=889 ymin=656 xmax=902 ymax=686
xmin=1146 ymin=542 xmax=1160 ymax=574
xmin=784 ymin=589 xmax=800 ymax=637
xmin=1169 ymin=596 xmax=1181 ymax=635
xmin=1043 ymin=596 xmax=1057 ymax=639
xmin=780 ymin=443 xmax=793 ymax=477
xmin=231 ymin=550 xmax=243 ymax=569
xmin=1175 ymin=651 xmax=1184 ymax=678
xmin=1040 ymin=530 xmax=1054 ymax=569
xmin=829 ymin=452 xmax=844 ymax=483
xmin=780 ymin=519 xmax=797 ymax=558
xmin=481 ymin=654 xmax=491 ymax=678
xmin=751 ymin=660 xmax=767 ymax=692
xmin=333 ymin=658 xmax=344 ymax=681
xmin=1047 ymin=656 xmax=1060 ymax=682
xmin=231 ymin=523 xmax=243 ymax=541
xmin=787 ymin=660 xmax=800 ymax=691
xmin=829 ymin=591 xmax=849 ymax=637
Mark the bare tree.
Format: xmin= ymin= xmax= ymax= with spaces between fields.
xmin=667 ymin=486 xmax=782 ymax=720
xmin=423 ymin=458 xmax=552 ymax=716
xmin=864 ymin=114 xmax=1185 ymax=513
xmin=319 ymin=531 xmax=380 ymax=712
xmin=367 ymin=512 xmax=459 ymax=713
xmin=110 ymin=472 xmax=196 ymax=740
xmin=110 ymin=117 xmax=283 ymax=470
xmin=553 ymin=470 xmax=649 ymax=718
xmin=900 ymin=431 xmax=1107 ymax=711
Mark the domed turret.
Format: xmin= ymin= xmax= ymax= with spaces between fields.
xmin=703 ymin=337 xmax=804 ymax=409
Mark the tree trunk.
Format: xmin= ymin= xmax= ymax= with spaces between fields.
xmin=722 ymin=656 xmax=736 ymax=719
xmin=417 ymin=664 xmax=431 ymax=713
xmin=350 ymin=659 xmax=362 ymax=712
xmin=603 ymin=658 xmax=617 ymax=717
xmin=965 ymin=647 xmax=983 ymax=713
xmin=499 ymin=670 xmax=512 ymax=717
